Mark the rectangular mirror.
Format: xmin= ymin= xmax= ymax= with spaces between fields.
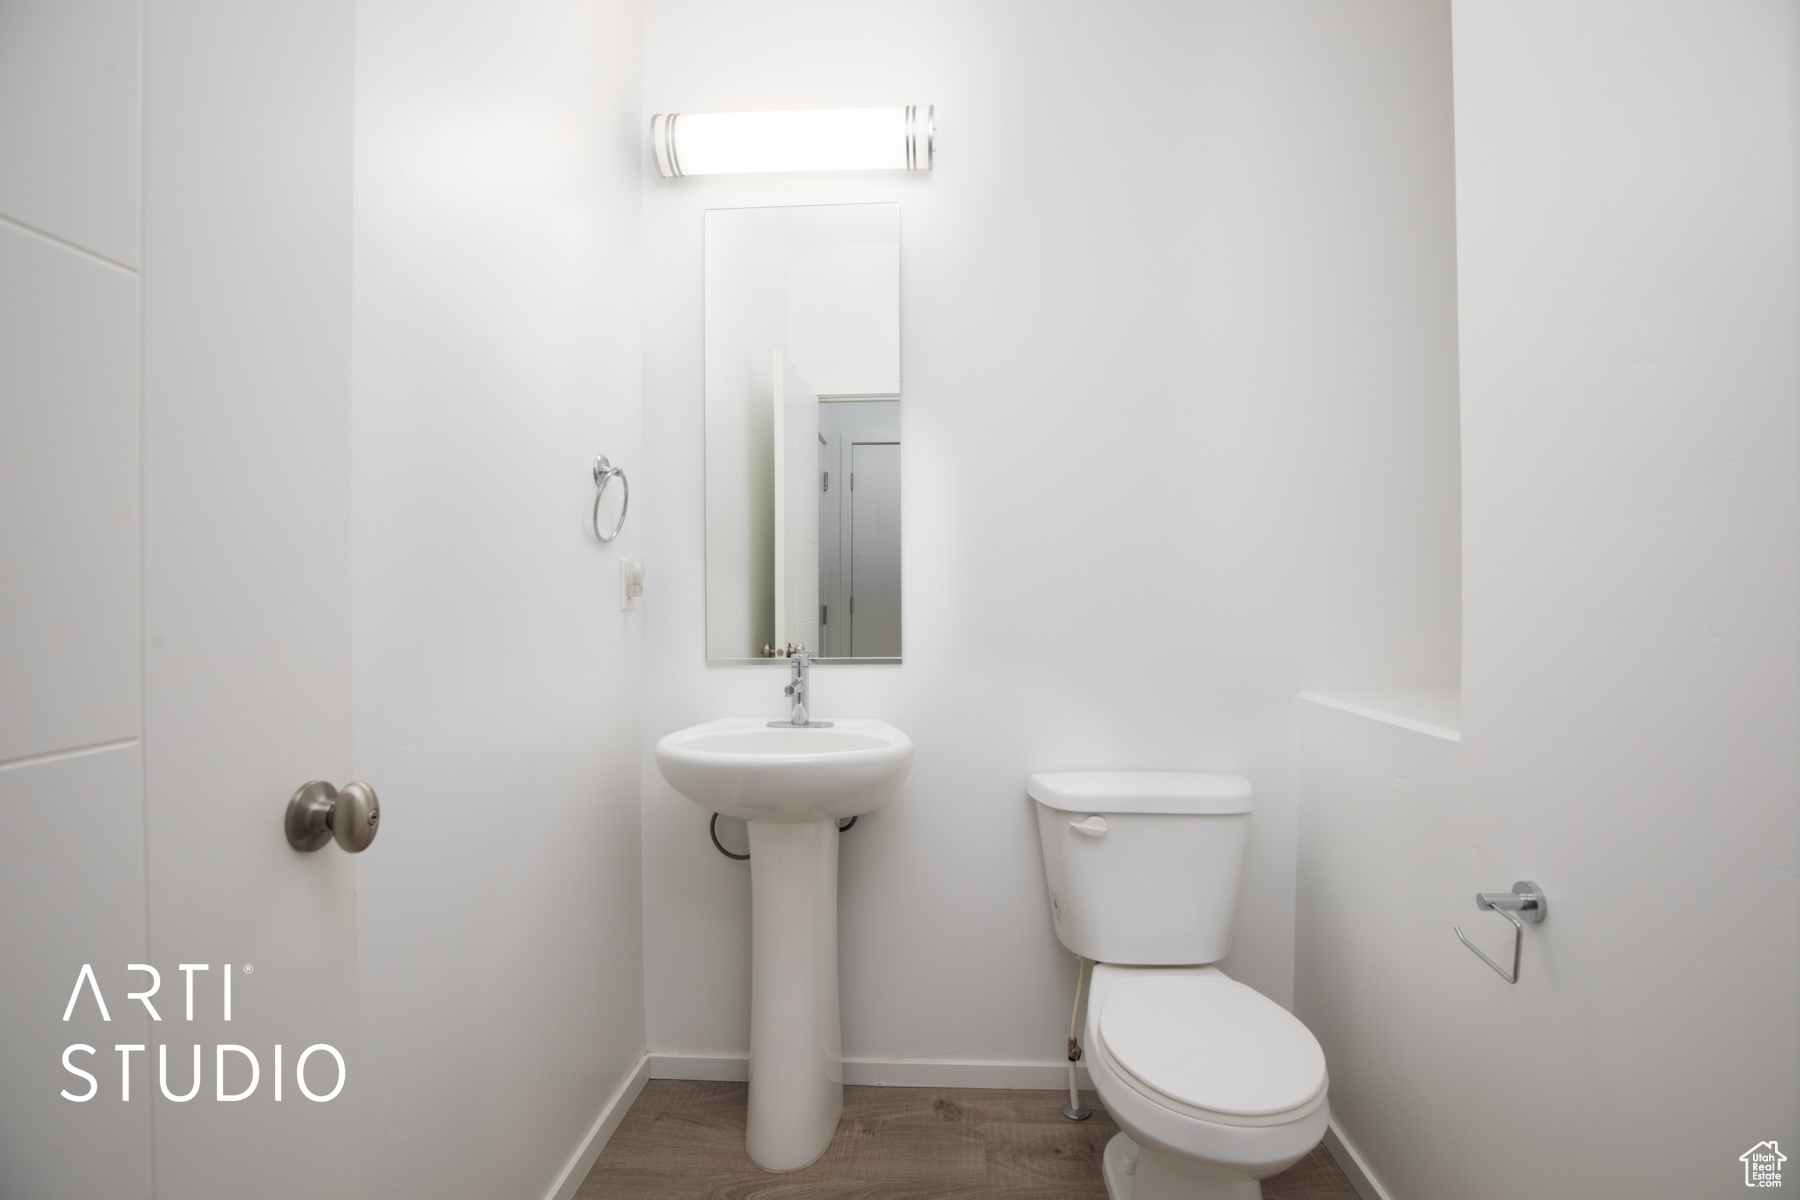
xmin=705 ymin=203 xmax=901 ymax=662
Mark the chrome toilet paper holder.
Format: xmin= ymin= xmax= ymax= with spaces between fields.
xmin=1455 ymin=881 xmax=1546 ymax=984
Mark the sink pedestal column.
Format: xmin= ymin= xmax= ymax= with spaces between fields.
xmin=745 ymin=818 xmax=844 ymax=1171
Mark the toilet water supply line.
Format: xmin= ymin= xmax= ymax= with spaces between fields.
xmin=1064 ymin=956 xmax=1092 ymax=1121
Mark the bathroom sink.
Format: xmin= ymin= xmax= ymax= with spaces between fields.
xmin=654 ymin=713 xmax=914 ymax=1169
xmin=654 ymin=717 xmax=913 ymax=823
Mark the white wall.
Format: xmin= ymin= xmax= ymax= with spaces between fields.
xmin=1295 ymin=701 xmax=1484 ymax=1198
xmin=640 ymin=0 xmax=1461 ymax=1068
xmin=1296 ymin=3 xmax=1800 ymax=1196
xmin=1455 ymin=0 xmax=1798 ymax=1188
xmin=349 ymin=1 xmax=648 ymax=1198
xmin=819 ymin=400 xmax=900 ymax=439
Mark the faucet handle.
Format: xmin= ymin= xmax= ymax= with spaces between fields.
xmin=768 ymin=646 xmax=831 ymax=728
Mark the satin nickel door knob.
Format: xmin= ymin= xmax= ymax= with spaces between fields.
xmin=285 ymin=781 xmax=380 ymax=853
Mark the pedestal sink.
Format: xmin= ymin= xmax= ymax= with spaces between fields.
xmin=654 ymin=717 xmax=913 ymax=1171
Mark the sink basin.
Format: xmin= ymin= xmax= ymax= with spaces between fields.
xmin=652 ymin=714 xmax=912 ymax=1171
xmin=654 ymin=717 xmax=913 ymax=823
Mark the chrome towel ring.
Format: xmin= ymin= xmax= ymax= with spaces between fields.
xmin=592 ymin=454 xmax=629 ymax=543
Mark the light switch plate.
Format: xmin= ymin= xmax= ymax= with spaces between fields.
xmin=619 ymin=556 xmax=644 ymax=610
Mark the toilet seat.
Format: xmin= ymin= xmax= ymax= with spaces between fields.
xmin=1083 ymin=965 xmax=1331 ymax=1184
xmin=1098 ymin=974 xmax=1327 ymax=1128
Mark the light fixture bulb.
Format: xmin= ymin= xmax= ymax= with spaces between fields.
xmin=650 ymin=106 xmax=933 ymax=177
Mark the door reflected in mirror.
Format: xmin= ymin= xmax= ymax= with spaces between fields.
xmin=705 ymin=203 xmax=901 ymax=662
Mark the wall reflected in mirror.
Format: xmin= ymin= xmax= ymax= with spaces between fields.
xmin=705 ymin=203 xmax=901 ymax=662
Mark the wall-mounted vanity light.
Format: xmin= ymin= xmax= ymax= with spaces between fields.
xmin=650 ymin=106 xmax=934 ymax=178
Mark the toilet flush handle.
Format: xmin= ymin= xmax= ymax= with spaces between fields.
xmin=1068 ymin=816 xmax=1108 ymax=838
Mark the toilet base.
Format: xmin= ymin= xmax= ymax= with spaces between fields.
xmin=1103 ymin=1133 xmax=1262 ymax=1200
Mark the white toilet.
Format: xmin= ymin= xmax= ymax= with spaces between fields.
xmin=1030 ymin=772 xmax=1329 ymax=1200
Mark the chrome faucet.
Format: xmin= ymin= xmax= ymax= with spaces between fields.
xmin=771 ymin=649 xmax=833 ymax=727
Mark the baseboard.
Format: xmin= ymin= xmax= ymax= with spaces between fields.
xmin=1323 ymin=1122 xmax=1393 ymax=1200
xmin=846 ymin=1056 xmax=1095 ymax=1091
xmin=649 ymin=1051 xmax=1094 ymax=1092
xmin=542 ymin=1053 xmax=652 ymax=1200
xmin=650 ymin=1052 xmax=751 ymax=1082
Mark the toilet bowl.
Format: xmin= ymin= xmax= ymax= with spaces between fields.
xmin=1027 ymin=771 xmax=1330 ymax=1200
xmin=1084 ymin=964 xmax=1328 ymax=1200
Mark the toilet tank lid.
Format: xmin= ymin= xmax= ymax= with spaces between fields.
xmin=1027 ymin=771 xmax=1253 ymax=814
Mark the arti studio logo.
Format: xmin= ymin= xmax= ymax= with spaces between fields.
xmin=1743 ymin=1141 xmax=1786 ymax=1188
xmin=59 ymin=963 xmax=345 ymax=1104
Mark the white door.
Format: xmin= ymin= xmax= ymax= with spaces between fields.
xmin=772 ymin=351 xmax=821 ymax=653
xmin=848 ymin=441 xmax=901 ymax=657
xmin=1 ymin=5 xmax=365 ymax=1198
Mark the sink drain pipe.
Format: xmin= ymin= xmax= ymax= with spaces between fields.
xmin=709 ymin=812 xmax=857 ymax=860
xmin=1063 ymin=955 xmax=1091 ymax=1120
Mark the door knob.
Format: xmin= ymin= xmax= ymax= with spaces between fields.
xmin=285 ymin=781 xmax=380 ymax=853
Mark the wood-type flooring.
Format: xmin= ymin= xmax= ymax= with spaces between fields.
xmin=578 ymin=1080 xmax=1360 ymax=1199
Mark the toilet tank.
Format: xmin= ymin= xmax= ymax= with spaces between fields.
xmin=1029 ymin=771 xmax=1253 ymax=966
